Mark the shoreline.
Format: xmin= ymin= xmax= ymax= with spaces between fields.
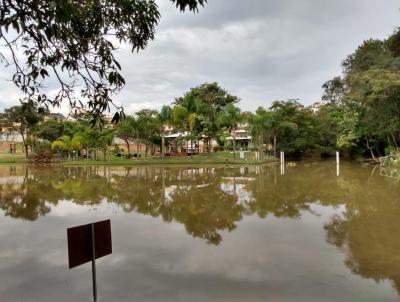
xmin=0 ymin=154 xmax=279 ymax=166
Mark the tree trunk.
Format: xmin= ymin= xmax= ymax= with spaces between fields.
xmin=24 ymin=144 xmax=29 ymax=158
xmin=125 ymin=140 xmax=131 ymax=155
xmin=161 ymin=129 xmax=165 ymax=159
xmin=391 ymin=133 xmax=399 ymax=151
xmin=260 ymin=133 xmax=264 ymax=160
xmin=232 ymin=128 xmax=236 ymax=160
xmin=273 ymin=134 xmax=277 ymax=158
xmin=20 ymin=132 xmax=29 ymax=158
xmin=190 ymin=138 xmax=193 ymax=159
xmin=366 ymin=137 xmax=377 ymax=160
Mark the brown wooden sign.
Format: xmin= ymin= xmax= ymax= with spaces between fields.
xmin=67 ymin=219 xmax=112 ymax=269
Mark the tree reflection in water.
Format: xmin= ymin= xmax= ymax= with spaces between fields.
xmin=1 ymin=162 xmax=400 ymax=292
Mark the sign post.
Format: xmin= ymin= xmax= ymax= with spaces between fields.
xmin=67 ymin=219 xmax=112 ymax=302
xmin=91 ymin=223 xmax=97 ymax=302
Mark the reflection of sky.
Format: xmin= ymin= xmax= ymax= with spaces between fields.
xmin=1 ymin=201 xmax=397 ymax=302
xmin=220 ymin=183 xmax=254 ymax=205
xmin=0 ymin=164 xmax=399 ymax=301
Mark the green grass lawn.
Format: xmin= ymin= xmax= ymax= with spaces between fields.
xmin=0 ymin=154 xmax=27 ymax=164
xmin=63 ymin=151 xmax=278 ymax=166
xmin=0 ymin=151 xmax=278 ymax=166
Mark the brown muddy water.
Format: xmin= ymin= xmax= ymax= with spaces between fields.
xmin=0 ymin=161 xmax=400 ymax=301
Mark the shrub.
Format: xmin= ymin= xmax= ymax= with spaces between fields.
xmin=112 ymin=145 xmax=124 ymax=156
xmin=33 ymin=140 xmax=52 ymax=154
xmin=213 ymin=145 xmax=224 ymax=152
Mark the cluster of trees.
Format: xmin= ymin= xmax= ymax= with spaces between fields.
xmin=2 ymin=29 xmax=400 ymax=161
xmin=0 ymin=83 xmax=242 ymax=160
xmin=0 ymin=82 xmax=334 ymax=160
xmin=2 ymin=1 xmax=400 ymax=161
xmin=247 ymin=27 xmax=400 ymax=160
xmin=320 ymin=28 xmax=400 ymax=159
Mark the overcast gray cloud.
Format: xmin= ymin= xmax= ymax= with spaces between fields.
xmin=0 ymin=0 xmax=399 ymax=114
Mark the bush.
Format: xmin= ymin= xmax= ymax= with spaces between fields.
xmin=213 ymin=145 xmax=224 ymax=152
xmin=112 ymin=146 xmax=124 ymax=156
xmin=33 ymin=140 xmax=52 ymax=154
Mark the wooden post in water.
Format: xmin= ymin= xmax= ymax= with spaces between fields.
xmin=280 ymin=151 xmax=285 ymax=175
xmin=336 ymin=151 xmax=340 ymax=177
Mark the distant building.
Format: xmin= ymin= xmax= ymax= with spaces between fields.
xmin=309 ymin=101 xmax=328 ymax=113
xmin=44 ymin=113 xmax=66 ymax=121
xmin=225 ymin=124 xmax=252 ymax=150
xmin=0 ymin=130 xmax=23 ymax=154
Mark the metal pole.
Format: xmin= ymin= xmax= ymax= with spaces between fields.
xmin=91 ymin=224 xmax=97 ymax=302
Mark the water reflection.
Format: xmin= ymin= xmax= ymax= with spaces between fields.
xmin=1 ymin=166 xmax=247 ymax=245
xmin=1 ymin=162 xmax=400 ymax=300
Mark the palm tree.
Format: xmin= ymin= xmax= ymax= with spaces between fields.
xmin=159 ymin=106 xmax=172 ymax=159
xmin=247 ymin=107 xmax=270 ymax=160
xmin=218 ymin=104 xmax=242 ymax=159
xmin=188 ymin=112 xmax=197 ymax=159
xmin=51 ymin=135 xmax=84 ymax=159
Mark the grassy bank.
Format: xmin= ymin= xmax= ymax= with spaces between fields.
xmin=63 ymin=152 xmax=278 ymax=166
xmin=0 ymin=154 xmax=27 ymax=164
xmin=0 ymin=152 xmax=278 ymax=166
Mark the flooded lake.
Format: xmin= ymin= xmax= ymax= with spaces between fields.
xmin=1 ymin=161 xmax=400 ymax=301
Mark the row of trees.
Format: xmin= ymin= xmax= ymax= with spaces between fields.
xmin=2 ymin=23 xmax=400 ymax=162
xmin=0 ymin=82 xmax=335 ymax=160
xmin=0 ymin=83 xmax=245 ymax=160
xmin=0 ymin=95 xmax=347 ymax=160
xmin=2 ymin=0 xmax=399 ymax=161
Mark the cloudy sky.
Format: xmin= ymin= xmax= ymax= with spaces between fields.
xmin=0 ymin=0 xmax=399 ymax=114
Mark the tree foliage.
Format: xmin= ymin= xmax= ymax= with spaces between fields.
xmin=0 ymin=0 xmax=207 ymax=120
xmin=323 ymin=28 xmax=400 ymax=158
xmin=0 ymin=103 xmax=46 ymax=157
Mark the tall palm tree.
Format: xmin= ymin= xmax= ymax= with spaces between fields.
xmin=247 ymin=107 xmax=270 ymax=160
xmin=218 ymin=104 xmax=242 ymax=160
xmin=159 ymin=106 xmax=172 ymax=159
